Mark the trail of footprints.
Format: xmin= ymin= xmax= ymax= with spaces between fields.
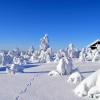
xmin=15 ymin=76 xmax=37 ymax=100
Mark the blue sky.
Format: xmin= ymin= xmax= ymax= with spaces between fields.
xmin=0 ymin=0 xmax=100 ymax=50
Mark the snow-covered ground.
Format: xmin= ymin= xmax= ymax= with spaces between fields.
xmin=0 ymin=59 xmax=100 ymax=100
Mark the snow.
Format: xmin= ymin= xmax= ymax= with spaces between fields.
xmin=87 ymin=86 xmax=99 ymax=98
xmin=0 ymin=59 xmax=99 ymax=100
xmin=48 ymin=57 xmax=73 ymax=76
xmin=56 ymin=58 xmax=66 ymax=75
xmin=67 ymin=71 xmax=83 ymax=85
xmin=48 ymin=70 xmax=60 ymax=76
xmin=74 ymin=68 xmax=100 ymax=98
xmin=92 ymin=52 xmax=100 ymax=62
xmin=68 ymin=43 xmax=79 ymax=58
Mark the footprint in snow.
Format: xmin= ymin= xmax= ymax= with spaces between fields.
xmin=15 ymin=96 xmax=19 ymax=100
xmin=19 ymin=90 xmax=24 ymax=94
xmin=26 ymin=83 xmax=30 ymax=87
xmin=29 ymin=82 xmax=32 ymax=86
xmin=24 ymin=87 xmax=27 ymax=93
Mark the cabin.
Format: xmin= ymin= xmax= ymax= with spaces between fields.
xmin=87 ymin=39 xmax=100 ymax=50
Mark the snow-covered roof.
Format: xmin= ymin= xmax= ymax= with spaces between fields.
xmin=87 ymin=39 xmax=100 ymax=48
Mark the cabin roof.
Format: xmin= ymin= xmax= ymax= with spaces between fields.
xmin=87 ymin=39 xmax=100 ymax=48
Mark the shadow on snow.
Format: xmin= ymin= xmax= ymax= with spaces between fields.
xmin=80 ymin=70 xmax=95 ymax=74
xmin=22 ymin=70 xmax=50 ymax=74
xmin=0 ymin=64 xmax=40 ymax=73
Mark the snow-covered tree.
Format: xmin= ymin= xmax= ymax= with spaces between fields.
xmin=40 ymin=34 xmax=49 ymax=51
xmin=6 ymin=64 xmax=24 ymax=74
xmin=68 ymin=43 xmax=79 ymax=58
xmin=13 ymin=48 xmax=21 ymax=57
xmin=13 ymin=57 xmax=24 ymax=65
xmin=27 ymin=45 xmax=35 ymax=56
xmin=74 ymin=69 xmax=100 ymax=97
xmin=85 ymin=48 xmax=93 ymax=61
xmin=79 ymin=48 xmax=86 ymax=62
xmin=48 ymin=58 xmax=73 ymax=76
xmin=0 ymin=53 xmax=13 ymax=66
xmin=38 ymin=34 xmax=53 ymax=63
xmin=54 ymin=49 xmax=68 ymax=62
xmin=92 ymin=51 xmax=100 ymax=62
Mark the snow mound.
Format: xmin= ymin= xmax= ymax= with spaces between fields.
xmin=67 ymin=71 xmax=83 ymax=85
xmin=56 ymin=58 xmax=66 ymax=75
xmin=48 ymin=58 xmax=73 ymax=76
xmin=88 ymin=86 xmax=100 ymax=99
xmin=74 ymin=69 xmax=100 ymax=98
xmin=48 ymin=70 xmax=60 ymax=77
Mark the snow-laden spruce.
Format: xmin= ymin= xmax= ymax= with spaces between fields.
xmin=38 ymin=34 xmax=54 ymax=63
xmin=0 ymin=52 xmax=13 ymax=66
xmin=30 ymin=50 xmax=39 ymax=62
xmin=74 ymin=69 xmax=100 ymax=98
xmin=48 ymin=57 xmax=73 ymax=76
xmin=92 ymin=51 xmax=100 ymax=62
xmin=6 ymin=64 xmax=24 ymax=74
xmin=79 ymin=48 xmax=86 ymax=62
xmin=78 ymin=46 xmax=100 ymax=62
xmin=85 ymin=48 xmax=93 ymax=61
xmin=67 ymin=43 xmax=79 ymax=58
xmin=54 ymin=49 xmax=68 ymax=63
xmin=27 ymin=45 xmax=35 ymax=56
xmin=40 ymin=34 xmax=49 ymax=51
xmin=13 ymin=57 xmax=23 ymax=65
xmin=54 ymin=44 xmax=79 ymax=63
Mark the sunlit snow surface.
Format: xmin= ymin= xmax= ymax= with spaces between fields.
xmin=0 ymin=59 xmax=100 ymax=100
